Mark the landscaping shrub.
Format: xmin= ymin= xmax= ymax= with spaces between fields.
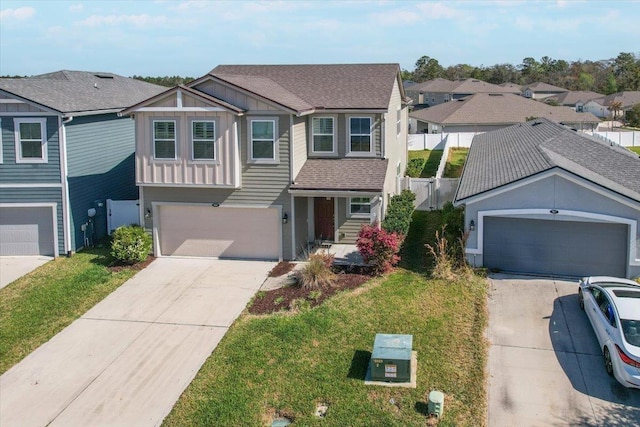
xmin=356 ymin=223 xmax=402 ymax=276
xmin=110 ymin=225 xmax=152 ymax=265
xmin=427 ymin=225 xmax=472 ymax=280
xmin=441 ymin=201 xmax=464 ymax=239
xmin=382 ymin=189 xmax=416 ymax=237
xmin=295 ymin=252 xmax=335 ymax=290
xmin=405 ymin=158 xmax=426 ymax=178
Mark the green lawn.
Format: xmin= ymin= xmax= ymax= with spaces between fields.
xmin=628 ymin=146 xmax=640 ymax=155
xmin=164 ymin=212 xmax=488 ymax=427
xmin=0 ymin=247 xmax=141 ymax=374
xmin=443 ymin=148 xmax=469 ymax=178
xmin=407 ymin=150 xmax=443 ymax=178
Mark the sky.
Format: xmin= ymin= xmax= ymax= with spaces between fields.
xmin=1 ymin=0 xmax=639 ymax=78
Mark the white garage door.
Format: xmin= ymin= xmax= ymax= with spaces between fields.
xmin=157 ymin=204 xmax=280 ymax=260
xmin=0 ymin=206 xmax=56 ymax=256
xmin=483 ymin=217 xmax=627 ymax=277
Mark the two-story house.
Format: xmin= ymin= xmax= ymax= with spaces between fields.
xmin=405 ymin=78 xmax=519 ymax=107
xmin=0 ymin=71 xmax=164 ymax=256
xmin=122 ymin=64 xmax=409 ymax=261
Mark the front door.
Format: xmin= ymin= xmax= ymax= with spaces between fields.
xmin=314 ymin=197 xmax=334 ymax=241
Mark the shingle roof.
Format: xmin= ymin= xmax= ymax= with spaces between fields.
xmin=207 ymin=64 xmax=402 ymax=113
xmin=291 ymin=158 xmax=389 ymax=192
xmin=0 ymin=70 xmax=165 ymax=115
xmin=455 ymin=118 xmax=640 ymax=202
xmin=523 ymin=82 xmax=568 ymax=93
xmin=409 ymin=78 xmax=519 ymax=94
xmin=500 ymin=82 xmax=523 ymax=91
xmin=547 ymin=90 xmax=603 ymax=106
xmin=409 ymin=93 xmax=599 ymax=125
xmin=600 ymin=91 xmax=640 ymax=108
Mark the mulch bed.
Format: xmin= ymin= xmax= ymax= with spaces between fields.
xmin=107 ymin=255 xmax=155 ymax=273
xmin=268 ymin=261 xmax=296 ymax=277
xmin=249 ymin=265 xmax=373 ymax=315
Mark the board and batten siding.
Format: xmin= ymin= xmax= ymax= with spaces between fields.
xmin=0 ymin=93 xmax=50 ymax=114
xmin=0 ymin=187 xmax=65 ymax=255
xmin=0 ymin=116 xmax=61 ymax=183
xmin=65 ymin=113 xmax=138 ymax=251
xmin=192 ymin=80 xmax=282 ymax=112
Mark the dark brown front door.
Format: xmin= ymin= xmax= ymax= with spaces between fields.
xmin=314 ymin=197 xmax=334 ymax=241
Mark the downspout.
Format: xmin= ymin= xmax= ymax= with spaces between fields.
xmin=60 ymin=115 xmax=73 ymax=255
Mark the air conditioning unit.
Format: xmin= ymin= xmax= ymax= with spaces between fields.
xmin=370 ymin=334 xmax=412 ymax=383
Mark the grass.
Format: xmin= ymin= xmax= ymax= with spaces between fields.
xmin=163 ymin=211 xmax=488 ymax=427
xmin=442 ymin=148 xmax=469 ymax=178
xmin=0 ymin=247 xmax=140 ymax=374
xmin=628 ymin=146 xmax=640 ymax=155
xmin=408 ymin=150 xmax=443 ymax=178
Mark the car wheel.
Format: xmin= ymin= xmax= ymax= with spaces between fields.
xmin=604 ymin=347 xmax=614 ymax=377
xmin=578 ymin=289 xmax=584 ymax=310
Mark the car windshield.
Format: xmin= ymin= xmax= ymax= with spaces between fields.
xmin=621 ymin=319 xmax=640 ymax=347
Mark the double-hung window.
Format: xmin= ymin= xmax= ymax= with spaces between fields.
xmin=14 ymin=118 xmax=47 ymax=163
xmin=153 ymin=120 xmax=176 ymax=160
xmin=249 ymin=118 xmax=278 ymax=163
xmin=348 ymin=117 xmax=373 ymax=155
xmin=349 ymin=197 xmax=372 ymax=217
xmin=311 ymin=116 xmax=335 ymax=154
xmin=191 ymin=120 xmax=216 ymax=161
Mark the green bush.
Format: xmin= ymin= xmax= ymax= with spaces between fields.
xmin=382 ymin=190 xmax=416 ymax=236
xmin=441 ymin=201 xmax=464 ymax=239
xmin=405 ymin=158 xmax=426 ymax=177
xmin=110 ymin=225 xmax=152 ymax=265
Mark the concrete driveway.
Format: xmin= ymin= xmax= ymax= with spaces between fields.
xmin=0 ymin=257 xmax=275 ymax=427
xmin=0 ymin=256 xmax=53 ymax=289
xmin=488 ymin=274 xmax=640 ymax=426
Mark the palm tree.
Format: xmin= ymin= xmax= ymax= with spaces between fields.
xmin=609 ymin=100 xmax=623 ymax=123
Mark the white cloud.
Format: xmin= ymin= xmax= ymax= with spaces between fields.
xmin=69 ymin=3 xmax=84 ymax=12
xmin=415 ymin=2 xmax=460 ymax=19
xmin=78 ymin=14 xmax=168 ymax=27
xmin=515 ymin=16 xmax=534 ymax=31
xmin=369 ymin=9 xmax=421 ymax=25
xmin=0 ymin=6 xmax=36 ymax=21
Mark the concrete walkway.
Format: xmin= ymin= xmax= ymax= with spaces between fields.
xmin=0 ymin=256 xmax=53 ymax=289
xmin=0 ymin=257 xmax=275 ymax=427
xmin=488 ymin=274 xmax=640 ymax=426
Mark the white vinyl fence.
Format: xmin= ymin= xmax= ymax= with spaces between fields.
xmin=106 ymin=199 xmax=140 ymax=233
xmin=590 ymin=131 xmax=639 ymax=146
xmin=409 ymin=132 xmax=479 ymax=151
xmin=399 ymin=177 xmax=459 ymax=210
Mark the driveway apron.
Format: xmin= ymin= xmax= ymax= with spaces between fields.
xmin=488 ymin=274 xmax=640 ymax=427
xmin=0 ymin=257 xmax=275 ymax=427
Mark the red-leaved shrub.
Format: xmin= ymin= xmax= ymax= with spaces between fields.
xmin=356 ymin=222 xmax=402 ymax=275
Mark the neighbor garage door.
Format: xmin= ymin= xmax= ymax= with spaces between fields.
xmin=483 ymin=217 xmax=627 ymax=277
xmin=0 ymin=206 xmax=56 ymax=256
xmin=157 ymin=205 xmax=280 ymax=259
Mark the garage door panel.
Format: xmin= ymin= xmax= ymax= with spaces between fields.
xmin=158 ymin=205 xmax=279 ymax=259
xmin=484 ymin=217 xmax=626 ymax=277
xmin=0 ymin=207 xmax=55 ymax=256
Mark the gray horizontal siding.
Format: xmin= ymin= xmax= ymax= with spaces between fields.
xmin=0 ymin=116 xmax=61 ymax=183
xmin=0 ymin=187 xmax=64 ymax=255
xmin=337 ymin=198 xmax=367 ymax=244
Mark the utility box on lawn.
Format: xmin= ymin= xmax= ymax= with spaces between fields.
xmin=370 ymin=334 xmax=412 ymax=383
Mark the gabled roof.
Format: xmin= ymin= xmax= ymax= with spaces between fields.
xmin=121 ymin=84 xmax=245 ymax=116
xmin=0 ymin=70 xmax=165 ymax=116
xmin=203 ymin=64 xmax=404 ymax=114
xmin=408 ymin=78 xmax=519 ymax=95
xmin=598 ymin=91 xmax=640 ymax=109
xmin=290 ymin=158 xmax=389 ymax=192
xmin=455 ymin=118 xmax=640 ymax=203
xmin=500 ymin=82 xmax=523 ymax=91
xmin=522 ymin=82 xmax=568 ymax=93
xmin=547 ymin=90 xmax=603 ymax=106
xmin=409 ymin=93 xmax=599 ymax=126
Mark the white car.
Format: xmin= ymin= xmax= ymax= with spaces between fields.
xmin=578 ymin=276 xmax=640 ymax=389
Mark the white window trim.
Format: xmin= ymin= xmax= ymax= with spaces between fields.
xmin=396 ymin=106 xmax=402 ymax=137
xmin=248 ymin=117 xmax=279 ymax=164
xmin=349 ymin=197 xmax=372 ymax=219
xmin=310 ymin=115 xmax=337 ymax=156
xmin=14 ymin=118 xmax=47 ymax=163
xmin=346 ymin=115 xmax=375 ymax=157
xmin=189 ymin=118 xmax=219 ymax=163
xmin=152 ymin=119 xmax=178 ymax=161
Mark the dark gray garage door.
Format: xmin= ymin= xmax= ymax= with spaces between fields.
xmin=483 ymin=217 xmax=627 ymax=277
xmin=0 ymin=207 xmax=56 ymax=256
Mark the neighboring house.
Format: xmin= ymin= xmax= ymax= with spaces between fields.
xmin=521 ymin=82 xmax=568 ymax=100
xmin=544 ymin=90 xmax=603 ymax=112
xmin=454 ymin=118 xmax=640 ymax=279
xmin=584 ymin=91 xmax=640 ymax=119
xmin=121 ymin=64 xmax=409 ymax=261
xmin=405 ymin=78 xmax=520 ymax=106
xmin=499 ymin=82 xmax=523 ymax=92
xmin=409 ymin=93 xmax=599 ymax=134
xmin=0 ymin=71 xmax=165 ymax=256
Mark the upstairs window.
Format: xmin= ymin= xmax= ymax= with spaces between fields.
xmin=348 ymin=117 xmax=372 ymax=155
xmin=396 ymin=107 xmax=402 ymax=136
xmin=14 ymin=118 xmax=47 ymax=163
xmin=249 ymin=118 xmax=278 ymax=163
xmin=349 ymin=197 xmax=372 ymax=217
xmin=311 ymin=116 xmax=335 ymax=154
xmin=153 ymin=120 xmax=176 ymax=160
xmin=192 ymin=120 xmax=216 ymax=161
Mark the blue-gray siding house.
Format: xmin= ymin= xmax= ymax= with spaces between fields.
xmin=0 ymin=71 xmax=164 ymax=256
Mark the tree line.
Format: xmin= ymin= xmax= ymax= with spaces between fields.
xmin=404 ymin=52 xmax=640 ymax=95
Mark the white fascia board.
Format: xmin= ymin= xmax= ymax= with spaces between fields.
xmin=288 ymin=189 xmax=381 ymax=198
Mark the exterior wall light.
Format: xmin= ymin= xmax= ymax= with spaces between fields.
xmin=469 ymin=219 xmax=475 ymax=231
xmin=282 ymin=213 xmax=288 ymax=224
